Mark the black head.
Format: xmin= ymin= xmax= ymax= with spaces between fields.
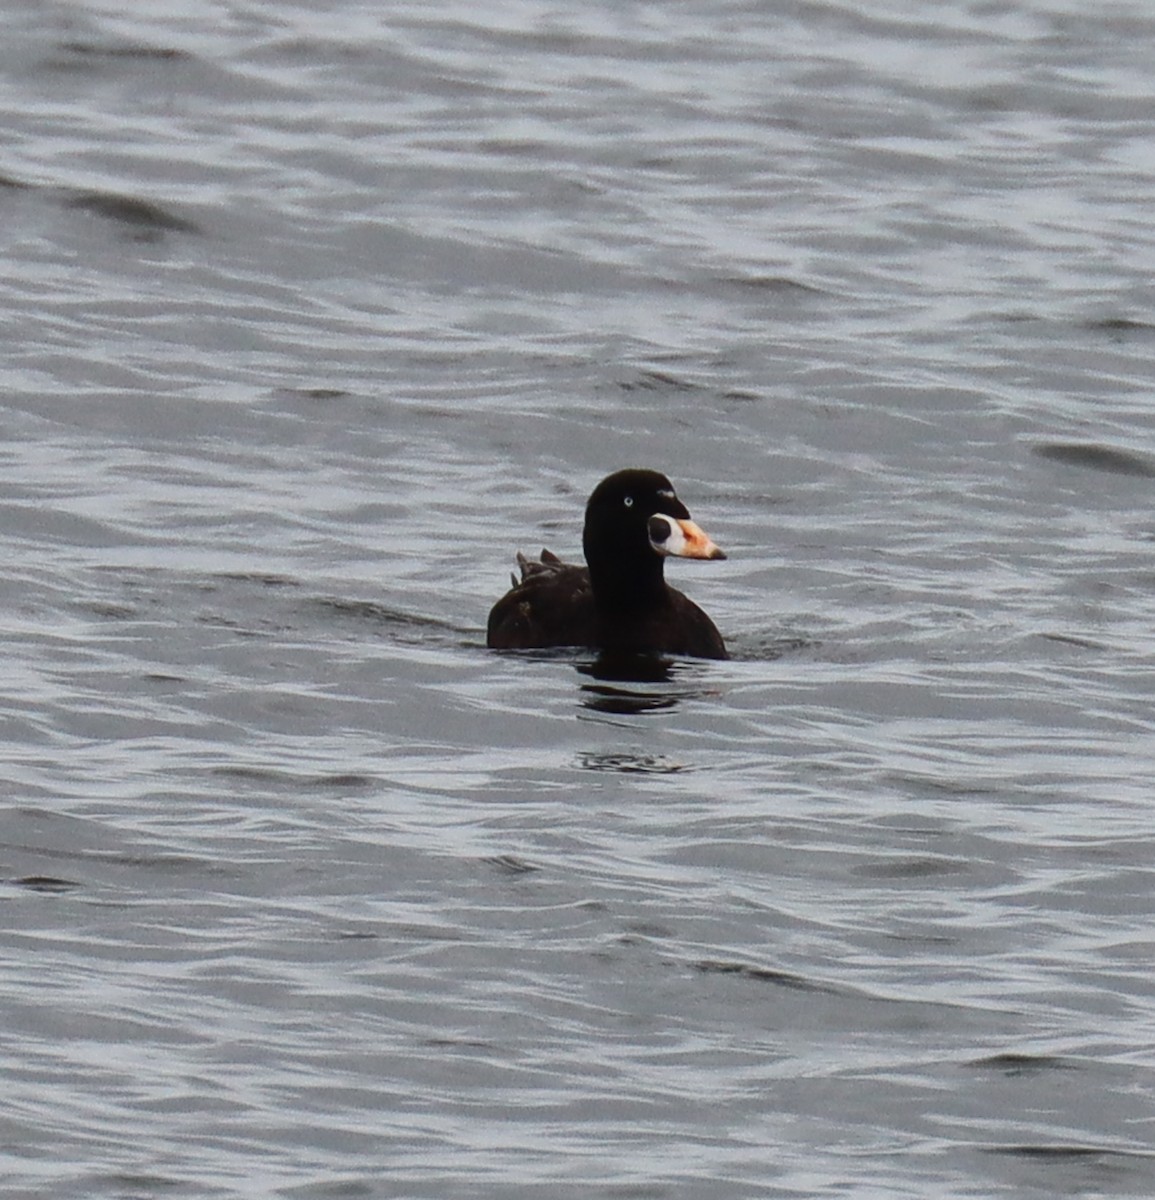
xmin=582 ymin=469 xmax=724 ymax=601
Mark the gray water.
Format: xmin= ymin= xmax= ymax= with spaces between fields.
xmin=3 ymin=1 xmax=1155 ymax=1197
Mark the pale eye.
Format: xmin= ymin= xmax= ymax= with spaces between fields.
xmin=623 ymin=495 xmax=634 ymax=508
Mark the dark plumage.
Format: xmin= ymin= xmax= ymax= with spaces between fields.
xmin=487 ymin=469 xmax=728 ymax=659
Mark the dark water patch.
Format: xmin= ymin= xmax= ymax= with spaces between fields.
xmin=422 ymin=1036 xmax=498 ymax=1053
xmin=599 ymin=1187 xmax=671 ymax=1200
xmin=692 ymin=958 xmax=841 ymax=995
xmin=271 ymin=387 xmax=353 ymax=402
xmin=989 ymin=312 xmax=1155 ymax=341
xmin=476 ymin=136 xmax=552 ymax=157
xmin=8 ymin=875 xmax=82 ymax=894
xmin=722 ymin=273 xmax=828 ymax=296
xmin=215 ymin=572 xmax=300 ymax=589
xmin=59 ymin=40 xmax=191 ymax=61
xmin=881 ymin=769 xmax=1002 ymax=800
xmin=211 ymin=765 xmax=376 ymax=794
xmin=482 ymin=853 xmax=539 ymax=875
xmin=1082 ymin=316 xmax=1155 ymax=336
xmin=1038 ymin=631 xmax=1109 ymax=651
xmin=975 ymin=1144 xmax=1155 ymax=1196
xmin=281 ymin=1177 xmax=379 ymax=1199
xmin=1033 ymin=442 xmax=1155 ymax=478
xmin=729 ymin=633 xmax=819 ymax=662
xmin=83 ymin=600 xmax=139 ymax=619
xmin=8 ymin=841 xmax=222 ymax=876
xmin=312 ymin=596 xmax=460 ymax=635
xmin=968 ymin=1052 xmax=1082 ymax=1076
xmin=0 ymin=172 xmax=30 ymax=190
xmin=577 ymin=751 xmax=687 ymax=775
xmin=982 ymin=1143 xmax=1153 ymax=1162
xmin=64 ymin=190 xmax=201 ymax=236
xmin=212 ymin=764 xmax=301 ymax=787
xmin=192 ymin=611 xmax=280 ymax=634
xmin=93 ymin=851 xmax=224 ymax=874
xmin=618 ymin=369 xmax=707 ymax=395
xmin=85 ymin=1173 xmax=187 ymax=1198
xmin=852 ymin=855 xmax=966 ymax=880
xmin=302 ymin=773 xmax=377 ymax=793
xmin=622 ymin=920 xmax=675 ymax=939
xmin=992 ymin=310 xmax=1041 ymax=324
xmin=882 ymin=929 xmax=957 ymax=946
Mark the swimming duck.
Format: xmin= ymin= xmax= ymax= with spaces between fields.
xmin=486 ymin=468 xmax=727 ymax=659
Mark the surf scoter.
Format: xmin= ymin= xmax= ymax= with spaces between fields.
xmin=486 ymin=469 xmax=728 ymax=659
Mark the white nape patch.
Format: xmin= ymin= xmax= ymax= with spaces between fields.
xmin=647 ymin=514 xmax=688 ymax=557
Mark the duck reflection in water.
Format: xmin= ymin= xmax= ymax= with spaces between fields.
xmin=576 ymin=653 xmax=718 ymax=715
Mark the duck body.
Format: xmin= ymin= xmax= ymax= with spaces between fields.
xmin=486 ymin=469 xmax=728 ymax=660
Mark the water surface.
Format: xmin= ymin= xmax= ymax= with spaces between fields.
xmin=3 ymin=2 xmax=1155 ymax=1197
